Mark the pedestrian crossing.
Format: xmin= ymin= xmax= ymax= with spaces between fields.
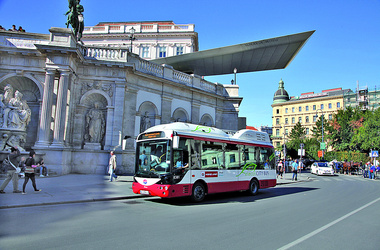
xmin=310 ymin=174 xmax=377 ymax=182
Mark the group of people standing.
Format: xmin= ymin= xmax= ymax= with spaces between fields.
xmin=362 ymin=161 xmax=379 ymax=180
xmin=277 ymin=159 xmax=302 ymax=181
xmin=0 ymin=147 xmax=42 ymax=194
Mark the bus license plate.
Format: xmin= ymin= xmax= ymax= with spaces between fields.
xmin=140 ymin=190 xmax=149 ymax=195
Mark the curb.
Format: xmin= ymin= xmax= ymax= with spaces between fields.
xmin=0 ymin=194 xmax=145 ymax=209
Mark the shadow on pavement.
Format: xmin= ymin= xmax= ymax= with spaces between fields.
xmin=147 ymin=186 xmax=319 ymax=206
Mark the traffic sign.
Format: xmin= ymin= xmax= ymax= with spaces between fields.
xmin=320 ymin=142 xmax=326 ymax=150
xmin=371 ymin=150 xmax=379 ymax=158
xmin=298 ymin=149 xmax=305 ymax=156
xmin=318 ymin=150 xmax=323 ymax=158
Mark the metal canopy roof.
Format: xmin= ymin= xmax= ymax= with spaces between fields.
xmin=152 ymin=30 xmax=315 ymax=76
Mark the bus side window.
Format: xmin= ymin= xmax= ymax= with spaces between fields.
xmin=239 ymin=145 xmax=259 ymax=170
xmin=225 ymin=143 xmax=239 ymax=169
xmin=201 ymin=141 xmax=223 ymax=170
xmin=186 ymin=139 xmax=201 ymax=169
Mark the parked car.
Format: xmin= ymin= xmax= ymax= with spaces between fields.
xmin=311 ymin=162 xmax=335 ymax=176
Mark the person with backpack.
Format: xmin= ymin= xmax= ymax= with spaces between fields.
xmin=22 ymin=151 xmax=41 ymax=194
xmin=0 ymin=147 xmax=21 ymax=193
xmin=292 ymin=159 xmax=298 ymax=181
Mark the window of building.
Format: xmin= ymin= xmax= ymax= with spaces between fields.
xmin=159 ymin=47 xmax=167 ymax=58
xmin=329 ymin=114 xmax=333 ymax=120
xmin=337 ymin=102 xmax=341 ymax=108
xmin=313 ymin=115 xmax=317 ymax=122
xmin=313 ymin=105 xmax=316 ymax=110
xmin=306 ymin=106 xmax=309 ymax=111
xmin=328 ymin=103 xmax=332 ymax=109
xmin=276 ymin=129 xmax=280 ymax=136
xmin=306 ymin=116 xmax=309 ymax=123
xmin=292 ymin=107 xmax=295 ymax=113
xmin=176 ymin=46 xmax=184 ymax=55
xmin=141 ymin=46 xmax=150 ymax=58
xmin=292 ymin=117 xmax=295 ymax=124
xmin=299 ymin=106 xmax=302 ymax=112
xmin=299 ymin=117 xmax=302 ymax=123
xmin=276 ymin=109 xmax=280 ymax=114
xmin=276 ymin=118 xmax=280 ymax=125
xmin=276 ymin=142 xmax=280 ymax=148
xmin=285 ymin=118 xmax=288 ymax=124
xmin=285 ymin=129 xmax=288 ymax=135
xmin=306 ymin=128 xmax=309 ymax=135
xmin=321 ymin=104 xmax=324 ymax=110
xmin=285 ymin=108 xmax=288 ymax=113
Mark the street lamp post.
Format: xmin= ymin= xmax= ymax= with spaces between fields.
xmin=128 ymin=27 xmax=136 ymax=53
xmin=315 ymin=109 xmax=325 ymax=159
xmin=234 ymin=68 xmax=237 ymax=85
xmin=279 ymin=123 xmax=287 ymax=173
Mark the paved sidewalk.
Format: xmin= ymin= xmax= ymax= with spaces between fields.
xmin=0 ymin=174 xmax=137 ymax=209
xmin=276 ymin=171 xmax=311 ymax=185
xmin=0 ymin=172 xmax=310 ymax=208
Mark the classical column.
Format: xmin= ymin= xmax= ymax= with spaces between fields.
xmin=191 ymin=100 xmax=201 ymax=124
xmin=104 ymin=106 xmax=114 ymax=150
xmin=51 ymin=69 xmax=71 ymax=147
xmin=35 ymin=69 xmax=56 ymax=147
xmin=161 ymin=95 xmax=172 ymax=124
xmin=110 ymin=82 xmax=125 ymax=150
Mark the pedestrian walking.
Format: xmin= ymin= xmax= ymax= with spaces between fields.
xmin=292 ymin=159 xmax=298 ymax=181
xmin=22 ymin=151 xmax=41 ymax=194
xmin=277 ymin=160 xmax=284 ymax=179
xmin=0 ymin=147 xmax=22 ymax=193
xmin=370 ymin=165 xmax=376 ymax=180
xmin=108 ymin=151 xmax=117 ymax=182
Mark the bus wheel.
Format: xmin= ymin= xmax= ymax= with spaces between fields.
xmin=248 ymin=179 xmax=259 ymax=196
xmin=191 ymin=182 xmax=206 ymax=202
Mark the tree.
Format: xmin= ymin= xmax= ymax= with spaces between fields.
xmin=351 ymin=108 xmax=380 ymax=151
xmin=286 ymin=122 xmax=306 ymax=159
xmin=325 ymin=106 xmax=365 ymax=151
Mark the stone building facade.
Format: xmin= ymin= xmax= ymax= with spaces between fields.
xmin=271 ymin=79 xmax=351 ymax=149
xmin=0 ymin=28 xmax=242 ymax=175
xmin=82 ymin=21 xmax=198 ymax=60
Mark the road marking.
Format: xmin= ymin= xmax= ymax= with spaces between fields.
xmin=278 ymin=196 xmax=380 ymax=250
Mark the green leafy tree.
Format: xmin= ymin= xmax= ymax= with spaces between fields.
xmin=286 ymin=122 xmax=306 ymax=159
xmin=325 ymin=106 xmax=365 ymax=151
xmin=351 ymin=108 xmax=380 ymax=151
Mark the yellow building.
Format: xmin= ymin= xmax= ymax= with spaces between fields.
xmin=271 ymin=79 xmax=352 ymax=148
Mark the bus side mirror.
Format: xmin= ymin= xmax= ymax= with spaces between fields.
xmin=173 ymin=136 xmax=179 ymax=149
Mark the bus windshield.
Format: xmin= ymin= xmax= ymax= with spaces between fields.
xmin=136 ymin=140 xmax=170 ymax=175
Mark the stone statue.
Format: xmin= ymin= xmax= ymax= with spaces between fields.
xmin=140 ymin=111 xmax=151 ymax=133
xmin=4 ymin=134 xmax=25 ymax=151
xmin=2 ymin=84 xmax=13 ymax=127
xmin=65 ymin=0 xmax=84 ymax=41
xmin=7 ymin=91 xmax=31 ymax=130
xmin=0 ymin=94 xmax=5 ymax=127
xmin=85 ymin=102 xmax=105 ymax=143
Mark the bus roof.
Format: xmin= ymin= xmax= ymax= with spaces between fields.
xmin=141 ymin=122 xmax=272 ymax=147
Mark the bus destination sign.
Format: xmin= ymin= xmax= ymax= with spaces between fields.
xmin=141 ymin=132 xmax=164 ymax=140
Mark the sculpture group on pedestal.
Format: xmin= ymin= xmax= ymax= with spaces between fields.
xmin=0 ymin=84 xmax=31 ymax=151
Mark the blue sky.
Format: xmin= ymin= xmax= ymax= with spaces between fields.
xmin=1 ymin=0 xmax=379 ymax=127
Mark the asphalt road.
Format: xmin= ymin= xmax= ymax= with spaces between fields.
xmin=1 ymin=173 xmax=379 ymax=250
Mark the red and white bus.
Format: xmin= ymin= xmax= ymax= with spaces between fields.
xmin=132 ymin=122 xmax=276 ymax=202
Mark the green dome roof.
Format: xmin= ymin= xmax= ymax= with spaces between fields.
xmin=273 ymin=79 xmax=290 ymax=104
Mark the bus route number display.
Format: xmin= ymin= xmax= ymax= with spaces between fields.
xmin=141 ymin=132 xmax=164 ymax=140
